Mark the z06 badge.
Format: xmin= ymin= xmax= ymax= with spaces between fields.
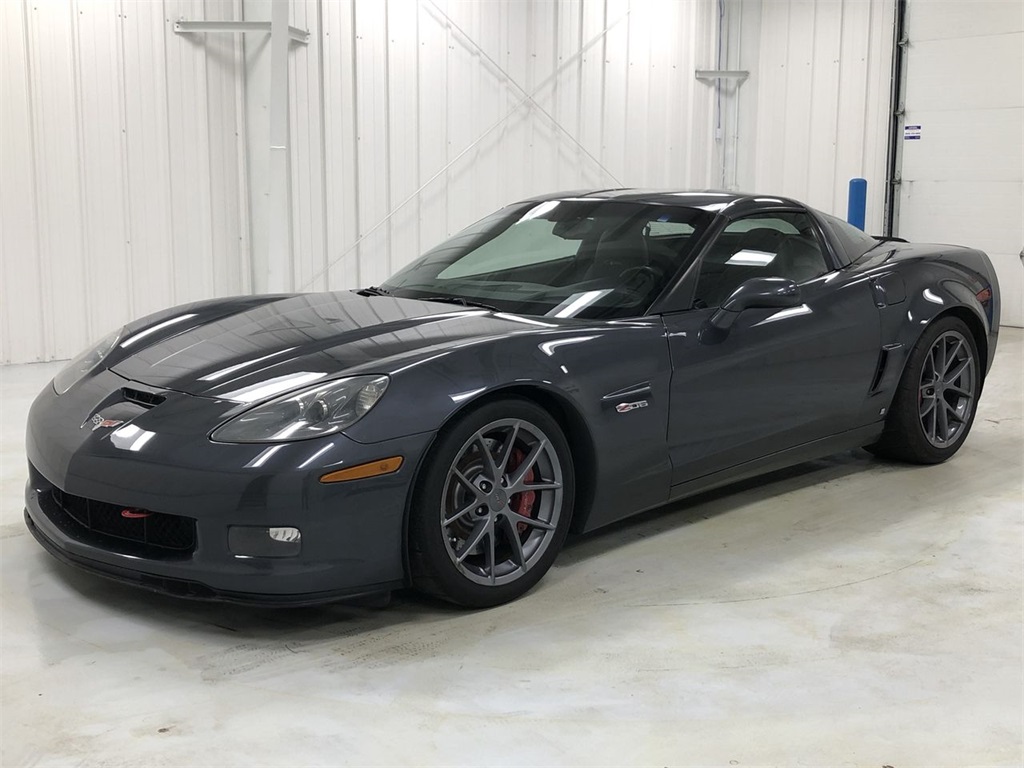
xmin=615 ymin=400 xmax=649 ymax=414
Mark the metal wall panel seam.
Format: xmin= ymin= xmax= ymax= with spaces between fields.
xmin=70 ymin=0 xmax=94 ymax=345
xmin=349 ymin=0 xmax=361 ymax=288
xmin=233 ymin=0 xmax=252 ymax=293
xmin=202 ymin=0 xmax=222 ymax=300
xmin=160 ymin=0 xmax=179 ymax=306
xmin=316 ymin=0 xmax=328 ymax=292
xmin=804 ymin=0 xmax=818 ymax=205
xmin=829 ymin=0 xmax=846 ymax=215
xmin=116 ymin=0 xmax=136 ymax=320
xmin=382 ymin=0 xmax=392 ymax=278
xmin=19 ymin=0 xmax=47 ymax=361
xmin=860 ymin=0 xmax=875 ymax=179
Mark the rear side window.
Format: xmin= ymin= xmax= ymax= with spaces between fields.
xmin=819 ymin=212 xmax=879 ymax=262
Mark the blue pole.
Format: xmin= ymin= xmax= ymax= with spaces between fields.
xmin=847 ymin=178 xmax=867 ymax=231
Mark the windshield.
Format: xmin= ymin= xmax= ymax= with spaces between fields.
xmin=381 ymin=200 xmax=714 ymax=319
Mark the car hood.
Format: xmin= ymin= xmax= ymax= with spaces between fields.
xmin=110 ymin=292 xmax=552 ymax=401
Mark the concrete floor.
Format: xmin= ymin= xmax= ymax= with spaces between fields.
xmin=1 ymin=331 xmax=1021 ymax=767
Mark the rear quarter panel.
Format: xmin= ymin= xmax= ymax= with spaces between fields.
xmin=849 ymin=242 xmax=999 ymax=407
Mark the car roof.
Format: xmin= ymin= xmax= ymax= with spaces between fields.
xmin=514 ymin=188 xmax=808 ymax=212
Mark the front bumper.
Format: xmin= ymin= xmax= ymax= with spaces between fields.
xmin=24 ymin=370 xmax=434 ymax=605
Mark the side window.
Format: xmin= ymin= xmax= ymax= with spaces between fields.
xmin=693 ymin=212 xmax=831 ymax=308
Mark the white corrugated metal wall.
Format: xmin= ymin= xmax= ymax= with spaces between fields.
xmin=731 ymin=0 xmax=896 ymax=234
xmin=248 ymin=0 xmax=724 ymax=294
xmin=2 ymin=0 xmax=898 ymax=364
xmin=0 ymin=0 xmax=249 ymax=365
xmin=252 ymin=0 xmax=895 ymax=295
xmin=896 ymin=0 xmax=1023 ymax=327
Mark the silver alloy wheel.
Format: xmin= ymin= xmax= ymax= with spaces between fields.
xmin=919 ymin=329 xmax=976 ymax=448
xmin=440 ymin=418 xmax=564 ymax=587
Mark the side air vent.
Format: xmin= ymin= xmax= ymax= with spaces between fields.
xmin=122 ymin=387 xmax=166 ymax=409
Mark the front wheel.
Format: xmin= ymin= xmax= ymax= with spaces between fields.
xmin=409 ymin=398 xmax=575 ymax=608
xmin=869 ymin=316 xmax=981 ymax=464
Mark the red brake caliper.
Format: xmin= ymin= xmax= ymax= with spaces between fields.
xmin=508 ymin=447 xmax=537 ymax=533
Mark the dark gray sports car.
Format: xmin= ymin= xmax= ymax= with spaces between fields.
xmin=25 ymin=190 xmax=1000 ymax=607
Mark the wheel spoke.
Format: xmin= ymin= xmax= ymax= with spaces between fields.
xmin=486 ymin=527 xmax=496 ymax=585
xmin=944 ymin=357 xmax=971 ymax=387
xmin=936 ymin=395 xmax=950 ymax=440
xmin=452 ymin=468 xmax=485 ymax=500
xmin=456 ymin=520 xmax=490 ymax=564
xmin=498 ymin=515 xmax=527 ymax=571
xmin=506 ymin=439 xmax=547 ymax=490
xmin=943 ymin=339 xmax=964 ymax=375
xmin=519 ymin=481 xmax=563 ymax=492
xmin=473 ymin=434 xmax=500 ymax=480
xmin=943 ymin=398 xmax=963 ymax=425
xmin=936 ymin=339 xmax=947 ymax=379
xmin=945 ymin=383 xmax=972 ymax=398
xmin=505 ymin=509 xmax=555 ymax=531
xmin=443 ymin=500 xmax=480 ymax=527
xmin=920 ymin=396 xmax=936 ymax=418
xmin=495 ymin=422 xmax=521 ymax=477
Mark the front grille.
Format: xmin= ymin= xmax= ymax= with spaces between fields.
xmin=47 ymin=487 xmax=196 ymax=558
xmin=121 ymin=387 xmax=166 ymax=408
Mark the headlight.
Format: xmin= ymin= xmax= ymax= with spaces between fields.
xmin=210 ymin=375 xmax=390 ymax=443
xmin=53 ymin=328 xmax=122 ymax=395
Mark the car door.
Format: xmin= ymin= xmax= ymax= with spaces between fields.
xmin=662 ymin=210 xmax=881 ymax=486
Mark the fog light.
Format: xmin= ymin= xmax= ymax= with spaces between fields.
xmin=228 ymin=525 xmax=302 ymax=558
xmin=268 ymin=526 xmax=301 ymax=543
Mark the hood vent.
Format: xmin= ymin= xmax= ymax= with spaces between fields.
xmin=122 ymin=387 xmax=166 ymax=409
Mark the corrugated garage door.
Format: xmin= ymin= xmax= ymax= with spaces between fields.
xmin=896 ymin=0 xmax=1023 ymax=328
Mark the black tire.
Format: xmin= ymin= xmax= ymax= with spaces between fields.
xmin=408 ymin=397 xmax=575 ymax=608
xmin=869 ymin=316 xmax=981 ymax=464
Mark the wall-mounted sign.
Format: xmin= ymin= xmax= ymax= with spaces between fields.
xmin=904 ymin=124 xmax=922 ymax=140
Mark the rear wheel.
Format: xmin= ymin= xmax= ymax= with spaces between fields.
xmin=869 ymin=316 xmax=980 ymax=463
xmin=409 ymin=398 xmax=574 ymax=608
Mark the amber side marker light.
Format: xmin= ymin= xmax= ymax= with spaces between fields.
xmin=320 ymin=456 xmax=404 ymax=484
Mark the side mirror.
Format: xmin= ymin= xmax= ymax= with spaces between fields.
xmin=701 ymin=277 xmax=803 ymax=343
xmin=721 ymin=277 xmax=802 ymax=313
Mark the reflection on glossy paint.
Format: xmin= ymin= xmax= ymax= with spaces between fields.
xmin=538 ymin=335 xmax=600 ymax=356
xmin=548 ymin=291 xmax=611 ymax=319
xmin=754 ymin=304 xmax=813 ymax=326
xmin=451 ymin=387 xmax=487 ymax=403
xmin=493 ymin=313 xmax=558 ymax=328
xmin=198 ymin=347 xmax=299 ymax=382
xmin=519 ymin=200 xmax=560 ymax=221
xmin=726 ymin=249 xmax=775 ymax=267
xmin=110 ymin=423 xmax=157 ymax=452
xmin=120 ymin=314 xmax=198 ymax=349
xmin=246 ymin=445 xmax=284 ymax=469
xmin=219 ymin=371 xmax=327 ymax=403
xmin=297 ymin=442 xmax=335 ymax=469
xmin=923 ymin=288 xmax=944 ymax=304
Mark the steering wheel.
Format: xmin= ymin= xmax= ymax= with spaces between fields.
xmin=618 ymin=265 xmax=662 ymax=292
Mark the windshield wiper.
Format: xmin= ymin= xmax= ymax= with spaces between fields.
xmin=418 ymin=295 xmax=499 ymax=311
xmin=356 ymin=285 xmax=392 ymax=296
